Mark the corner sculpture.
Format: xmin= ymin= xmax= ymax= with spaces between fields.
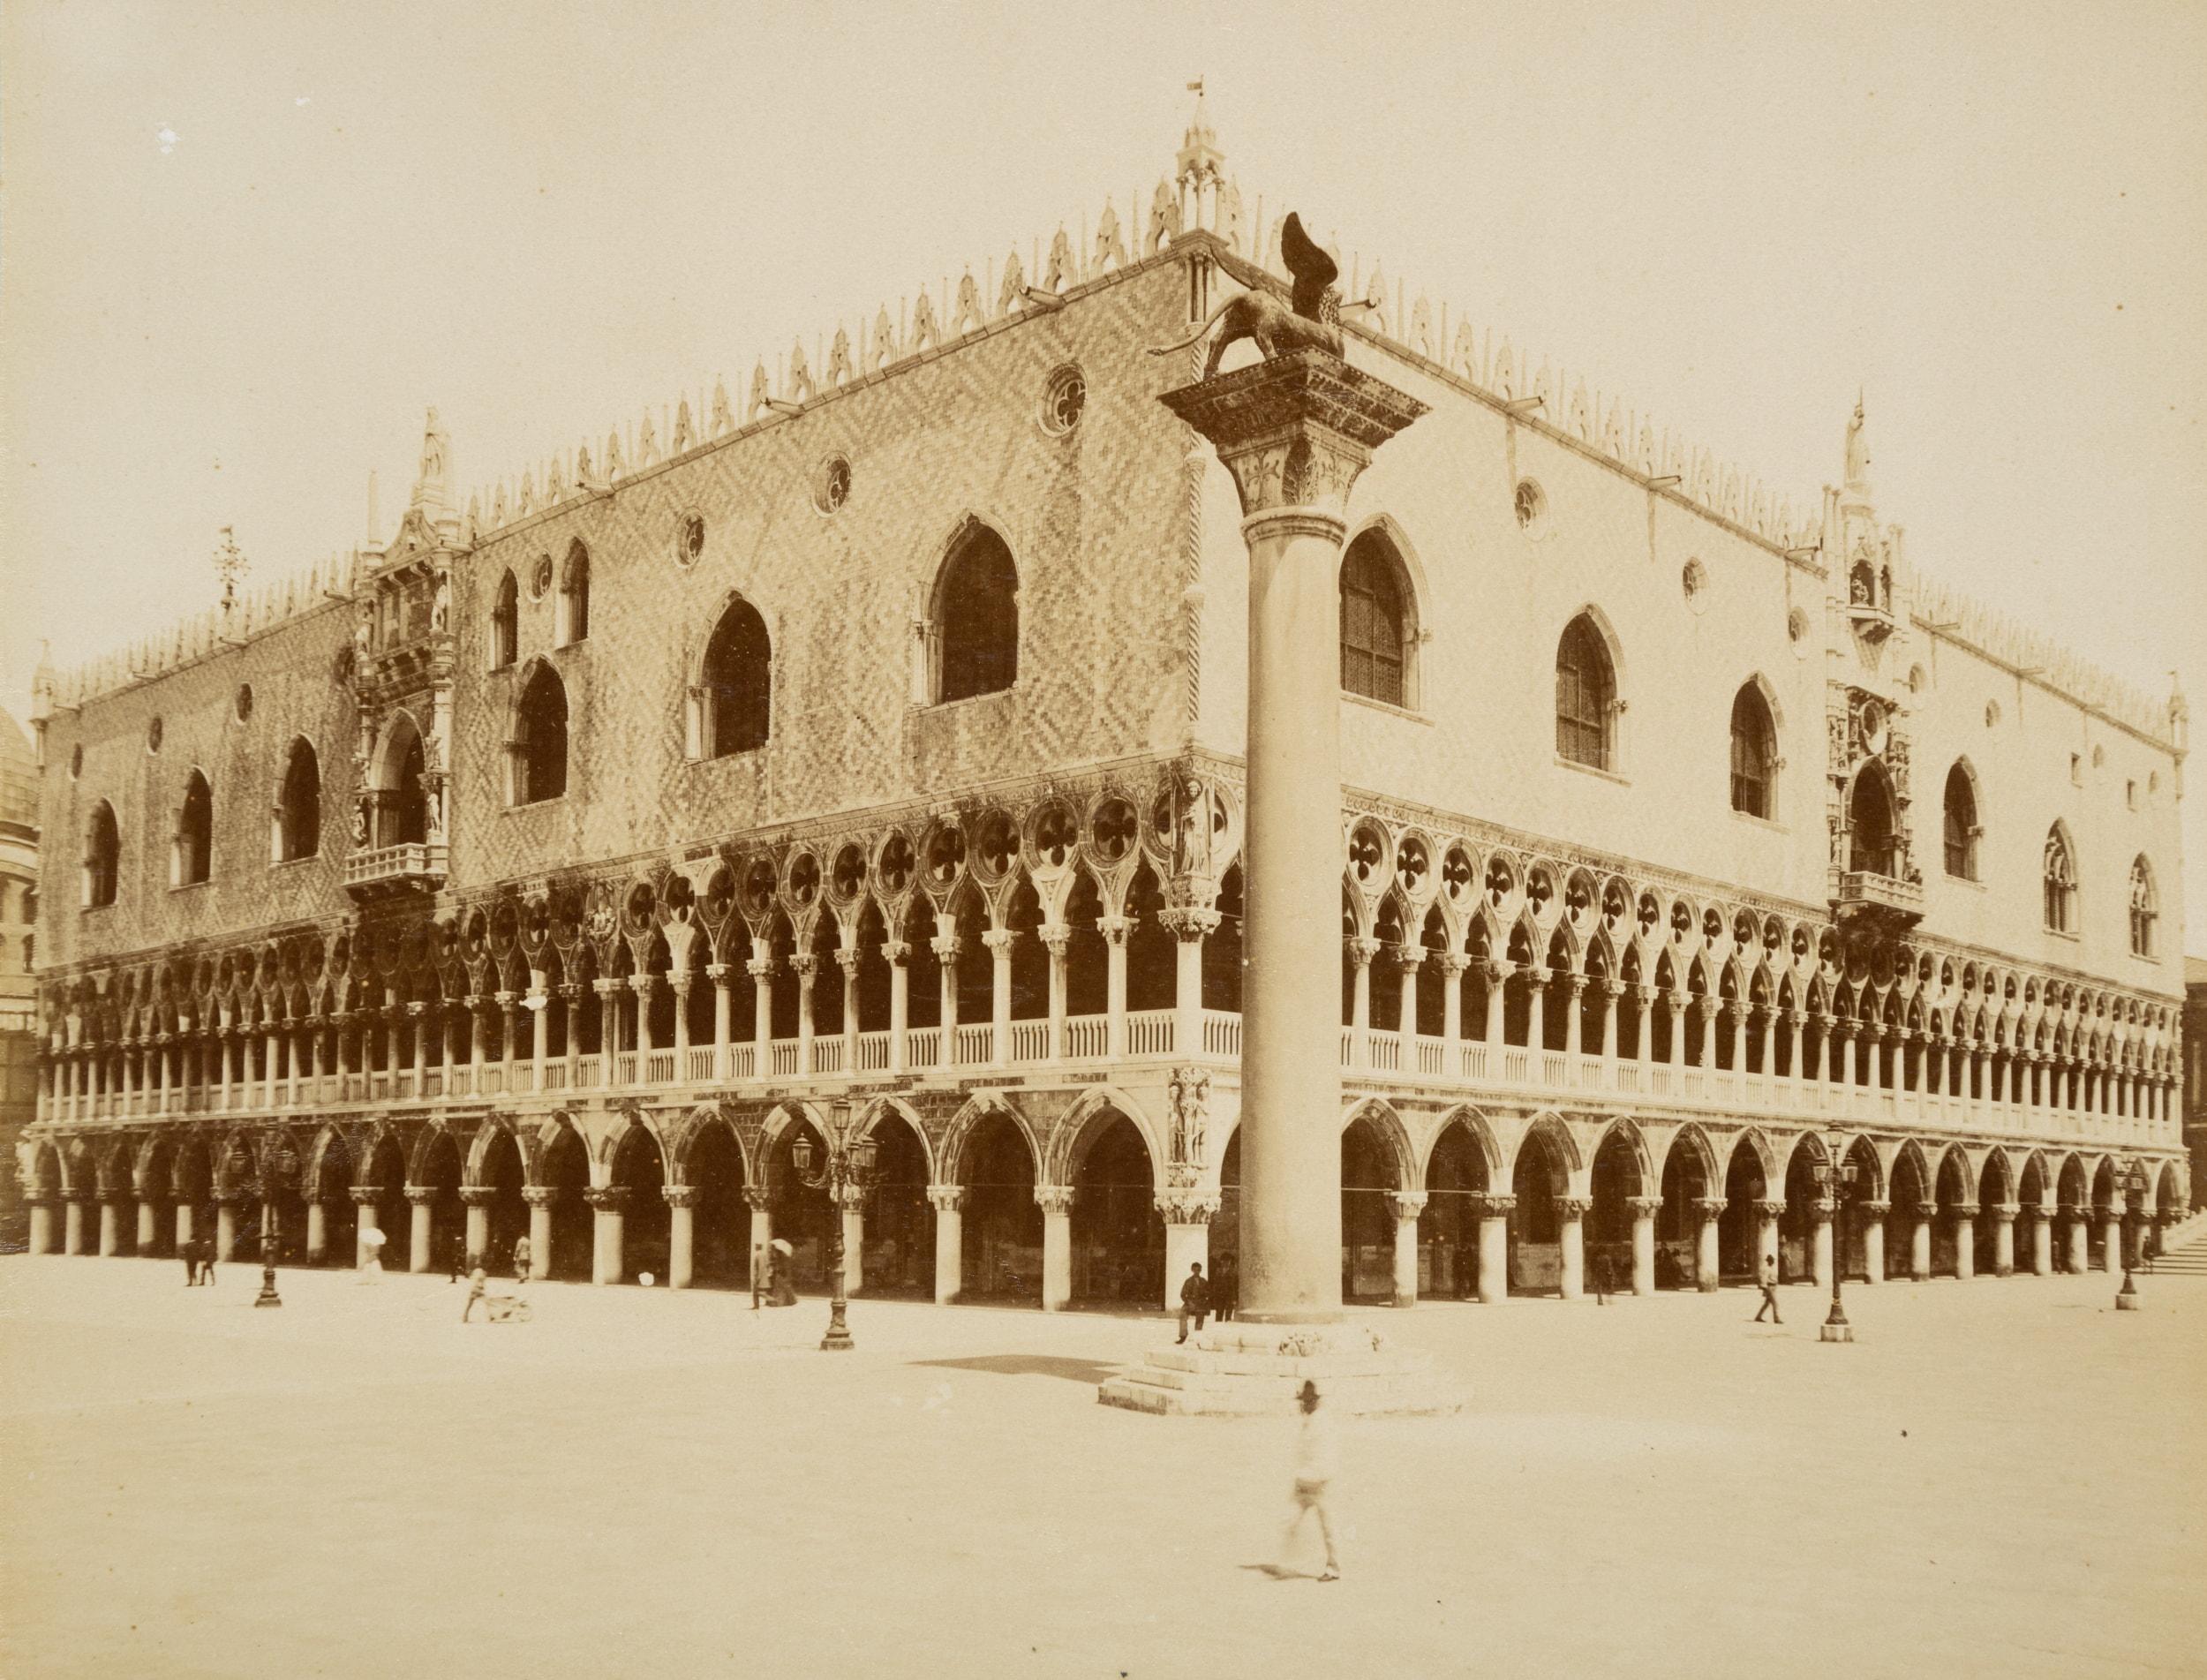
xmin=1148 ymin=212 xmax=1345 ymax=375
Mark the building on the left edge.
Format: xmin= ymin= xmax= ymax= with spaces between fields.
xmin=0 ymin=704 xmax=41 ymax=1247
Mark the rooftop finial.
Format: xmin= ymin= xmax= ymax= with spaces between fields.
xmin=1178 ymin=77 xmax=1224 ymax=190
xmin=212 ymin=526 xmax=251 ymax=611
xmin=1844 ymin=389 xmax=1871 ymax=494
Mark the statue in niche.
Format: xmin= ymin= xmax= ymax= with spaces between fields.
xmin=1168 ymin=1066 xmax=1210 ymax=1180
xmin=430 ymin=574 xmax=450 ymax=632
xmin=1173 ymin=776 xmax=1213 ymax=878
xmin=1148 ymin=211 xmax=1346 ymax=376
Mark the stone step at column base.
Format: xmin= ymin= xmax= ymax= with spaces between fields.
xmin=1098 ymin=1322 xmax=1465 ymax=1418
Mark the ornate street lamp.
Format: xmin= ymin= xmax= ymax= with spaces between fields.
xmin=1814 ymin=1156 xmax=1859 ymax=1344
xmin=253 ymin=1195 xmax=282 ymax=1309
xmin=790 ymin=1119 xmax=878 ymax=1352
xmin=2116 ymin=1159 xmax=2149 ymax=1312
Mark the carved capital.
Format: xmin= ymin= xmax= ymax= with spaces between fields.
xmin=458 ymin=1187 xmax=495 ymax=1208
xmin=925 ymin=1185 xmax=965 ymax=1215
xmin=1037 ymin=925 xmax=1073 ymax=958
xmin=1624 ymin=1195 xmax=1665 ymax=1217
xmin=1158 ymin=907 xmax=1222 ymax=941
xmin=928 ymin=936 xmax=961 ymax=961
xmin=704 ymin=962 xmax=731 ymax=983
xmin=746 ymin=957 xmax=774 ymax=981
xmin=1033 ymin=1185 xmax=1077 ymax=1217
xmin=743 ymin=1187 xmax=773 ymax=1212
xmin=403 ymin=1184 xmax=438 ymax=1207
xmin=1386 ymin=1191 xmax=1429 ymax=1222
xmin=881 ymin=940 xmax=912 ymax=964
xmin=1346 ymin=936 xmax=1382 ymax=968
xmin=521 ymin=1186 xmax=561 ymax=1209
xmin=584 ymin=1186 xmax=630 ymax=1213
xmin=1554 ymin=1195 xmax=1592 ymax=1220
xmin=1858 ymin=1199 xmax=1891 ymax=1217
xmin=1752 ymin=1198 xmax=1788 ymax=1218
xmin=979 ymin=930 xmax=1014 ymax=957
xmin=1159 ymin=350 xmax=1427 ymax=525
xmin=1478 ymin=1193 xmax=1518 ymax=1217
xmin=1096 ymin=915 xmax=1134 ymax=947
xmin=1691 ymin=1196 xmax=1729 ymax=1217
xmin=350 ymin=1184 xmax=385 ymax=1207
xmin=1156 ymin=1191 xmax=1221 ymax=1225
xmin=662 ymin=1185 xmax=700 ymax=1209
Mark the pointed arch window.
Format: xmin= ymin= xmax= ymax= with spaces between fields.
xmin=1728 ymin=683 xmax=1775 ymax=817
xmin=2128 ymin=855 xmax=2157 ymax=957
xmin=556 ymin=542 xmax=590 ymax=645
xmin=379 ymin=717 xmax=428 ymax=846
xmin=2042 ymin=825 xmax=2076 ymax=933
xmin=1339 ymin=530 xmax=1411 ymax=707
xmin=1848 ymin=764 xmax=1898 ymax=877
xmin=83 ymin=801 xmax=119 ymax=908
xmin=1555 ymin=614 xmax=1616 ymax=770
xmin=933 ymin=523 xmax=1019 ymax=702
xmin=173 ymin=771 xmax=213 ymax=886
xmin=697 ymin=597 xmax=772 ymax=757
xmin=275 ymin=739 xmax=321 ymax=862
xmin=512 ymin=663 xmax=569 ymax=804
xmin=489 ymin=569 xmax=518 ymax=669
xmin=1942 ymin=763 xmax=1979 ymax=880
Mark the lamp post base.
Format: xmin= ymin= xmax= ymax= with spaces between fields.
xmin=1818 ymin=1320 xmax=1854 ymax=1343
xmin=253 ymin=1269 xmax=282 ymax=1308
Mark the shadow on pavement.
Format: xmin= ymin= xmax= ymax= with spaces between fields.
xmin=908 ymin=1353 xmax=1120 ymax=1383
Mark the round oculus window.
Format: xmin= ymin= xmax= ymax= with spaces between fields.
xmin=1041 ymin=365 xmax=1086 ymax=434
xmin=814 ymin=455 xmax=851 ymax=516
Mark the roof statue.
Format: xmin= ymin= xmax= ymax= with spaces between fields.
xmin=413 ymin=407 xmax=452 ymax=515
xmin=1844 ymin=391 xmax=1872 ymax=493
xmin=1148 ymin=209 xmax=1344 ymax=377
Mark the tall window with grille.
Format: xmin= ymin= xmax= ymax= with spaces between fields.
xmin=1555 ymin=614 xmax=1615 ymax=770
xmin=2042 ymin=826 xmax=2076 ymax=932
xmin=2128 ymin=855 xmax=2156 ymax=957
xmin=1728 ymin=684 xmax=1774 ymax=817
xmin=489 ymin=569 xmax=518 ymax=669
xmin=1942 ymin=763 xmax=1979 ymax=879
xmin=1338 ymin=533 xmax=1407 ymax=707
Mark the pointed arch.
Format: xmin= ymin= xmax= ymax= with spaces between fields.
xmin=1340 ymin=1096 xmax=1418 ymax=1185
xmin=274 ymin=736 xmax=321 ymax=862
xmin=1516 ymin=1110 xmax=1584 ymax=1181
xmin=489 ymin=568 xmax=518 ymax=669
xmin=851 ymin=1095 xmax=935 ymax=1185
xmin=1555 ymin=607 xmax=1621 ymax=772
xmin=938 ymin=1092 xmax=1041 ymax=1186
xmin=693 ymin=591 xmax=772 ymax=758
xmin=1046 ymin=1084 xmax=1163 ymax=1187
xmin=1338 ymin=517 xmax=1422 ymax=709
xmin=510 ymin=659 xmax=569 ymax=804
xmin=173 ymin=768 xmax=214 ymax=886
xmin=1729 ymin=679 xmax=1778 ymax=819
xmin=83 ymin=799 xmax=120 ymax=908
xmin=2042 ymin=822 xmax=2077 ymax=933
xmin=930 ymin=516 xmax=1020 ymax=703
xmin=1422 ymin=1104 xmax=1504 ymax=1185
xmin=1942 ymin=758 xmax=1982 ymax=880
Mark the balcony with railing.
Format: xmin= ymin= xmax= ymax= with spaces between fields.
xmin=343 ymin=841 xmax=449 ymax=897
xmin=1834 ymin=868 xmax=1924 ymax=931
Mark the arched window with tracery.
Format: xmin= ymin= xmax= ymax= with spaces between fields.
xmin=2128 ymin=855 xmax=2157 ymax=957
xmin=1339 ymin=530 xmax=1411 ymax=707
xmin=2043 ymin=825 xmax=2076 ymax=933
xmin=513 ymin=663 xmax=569 ymax=804
xmin=1728 ymin=683 xmax=1775 ymax=818
xmin=933 ymin=523 xmax=1019 ymax=703
xmin=489 ymin=569 xmax=518 ymax=669
xmin=556 ymin=542 xmax=590 ymax=645
xmin=697 ymin=597 xmax=772 ymax=757
xmin=1848 ymin=763 xmax=1897 ymax=877
xmin=83 ymin=801 xmax=119 ymax=908
xmin=1942 ymin=763 xmax=1979 ymax=880
xmin=275 ymin=738 xmax=320 ymax=862
xmin=378 ymin=716 xmax=428 ymax=846
xmin=173 ymin=771 xmax=213 ymax=886
xmin=1555 ymin=614 xmax=1616 ymax=771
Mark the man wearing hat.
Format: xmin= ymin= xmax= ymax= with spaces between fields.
xmin=1281 ymin=1380 xmax=1341 ymax=1581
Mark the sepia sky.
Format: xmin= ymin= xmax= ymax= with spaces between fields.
xmin=3 ymin=0 xmax=2203 ymax=950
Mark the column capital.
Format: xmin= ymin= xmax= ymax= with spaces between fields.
xmin=979 ymin=929 xmax=1015 ymax=956
xmin=1953 ymin=1201 xmax=1981 ymax=1219
xmin=1858 ymin=1199 xmax=1891 ymax=1217
xmin=1097 ymin=915 xmax=1134 ymax=947
xmin=628 ymin=973 xmax=658 ymax=995
xmin=1389 ymin=945 xmax=1428 ymax=975
xmin=1691 ymin=1196 xmax=1729 ymax=1217
xmin=1624 ymin=1195 xmax=1664 ymax=1217
xmin=1156 ymin=1190 xmax=1221 ymax=1225
xmin=743 ymin=1186 xmax=774 ymax=1212
xmin=403 ymin=1184 xmax=438 ymax=1207
xmin=1477 ymin=1193 xmax=1517 ymax=1217
xmin=1992 ymin=1202 xmax=2021 ymax=1222
xmin=457 ymin=1187 xmax=495 ymax=1208
xmin=1385 ymin=1191 xmax=1429 ymax=1221
xmin=833 ymin=948 xmax=862 ymax=975
xmin=1752 ymin=1198 xmax=1787 ymax=1218
xmin=1554 ymin=1195 xmax=1592 ymax=1220
xmin=746 ymin=956 xmax=775 ymax=981
xmin=1438 ymin=952 xmax=1474 ymax=976
xmin=927 ymin=936 xmax=961 ymax=961
xmin=584 ymin=1186 xmax=630 ymax=1212
xmin=350 ymin=1184 xmax=385 ymax=1207
xmin=704 ymin=962 xmax=731 ymax=983
xmin=668 ymin=971 xmax=697 ymax=993
xmin=881 ymin=939 xmax=912 ymax=964
xmin=1346 ymin=936 xmax=1382 ymax=967
xmin=1158 ymin=350 xmax=1429 ymax=526
xmin=1913 ymin=1201 xmax=1939 ymax=1220
xmin=1809 ymin=1198 xmax=1835 ymax=1221
xmin=662 ymin=1185 xmax=700 ymax=1209
xmin=1036 ymin=925 xmax=1072 ymax=957
xmin=1033 ymin=1185 xmax=1076 ymax=1217
xmin=1158 ymin=907 xmax=1222 ymax=941
xmin=593 ymin=977 xmax=626 ymax=998
xmin=925 ymin=1185 xmax=965 ymax=1214
xmin=522 ymin=1186 xmax=562 ymax=1209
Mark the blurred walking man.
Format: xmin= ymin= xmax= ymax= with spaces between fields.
xmin=1752 ymin=1251 xmax=1781 ymax=1324
xmin=1281 ymin=1380 xmax=1340 ymax=1581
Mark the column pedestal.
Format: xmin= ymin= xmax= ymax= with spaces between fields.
xmin=590 ymin=1188 xmax=627 ymax=1285
xmin=1100 ymin=350 xmax=1452 ymax=1416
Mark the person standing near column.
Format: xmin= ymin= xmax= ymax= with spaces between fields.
xmin=1752 ymin=1250 xmax=1781 ymax=1324
xmin=1214 ymin=1254 xmax=1238 ymax=1323
xmin=1176 ymin=1262 xmax=1211 ymax=1344
xmin=509 ymin=1232 xmax=532 ymax=1285
xmin=1278 ymin=1381 xmax=1341 ymax=1582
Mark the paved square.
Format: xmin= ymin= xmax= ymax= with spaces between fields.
xmin=3 ymin=1256 xmax=2202 ymax=1679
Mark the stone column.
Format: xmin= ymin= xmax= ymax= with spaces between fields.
xmin=670 ymin=974 xmax=693 ymax=1065
xmin=630 ymin=976 xmax=657 ymax=1060
xmin=1635 ymin=986 xmax=1654 ymax=1073
xmin=1555 ymin=1195 xmax=1590 ymax=1300
xmin=1484 ymin=961 xmax=1509 ymax=1049
xmin=524 ymin=1187 xmax=557 ymax=1281
xmin=98 ymin=1199 xmax=121 ymax=1255
xmin=27 ymin=1199 xmax=54 ymax=1256
xmin=665 ymin=1186 xmax=697 ymax=1289
xmin=837 ymin=951 xmax=862 ymax=1074
xmin=305 ymin=1200 xmax=328 ymax=1264
xmin=2030 ymin=1205 xmax=2055 ymax=1275
xmin=1036 ymin=1185 xmax=1074 ymax=1312
xmin=213 ymin=1197 xmax=237 ymax=1262
xmin=1476 ymin=1194 xmax=1512 ymax=1305
xmin=175 ymin=1197 xmax=195 ymax=1254
xmin=137 ymin=1197 xmax=160 ymax=1251
xmin=885 ymin=944 xmax=910 ymax=1074
xmin=1345 ymin=937 xmax=1378 ymax=1067
xmin=1399 ymin=950 xmax=1427 ymax=1059
xmin=747 ymin=957 xmax=774 ymax=1065
xmin=1563 ymin=975 xmax=1586 ymax=1058
xmin=838 ymin=1184 xmax=865 ymax=1297
xmin=930 ymin=933 xmax=960 ymax=1050
xmin=1041 ymin=927 xmax=1070 ymax=1060
xmin=1162 ymin=354 xmax=1425 ymax=1329
xmin=1100 ymin=916 xmax=1131 ymax=1059
xmin=1954 ymin=1203 xmax=1978 ymax=1279
xmin=588 ymin=1186 xmax=629 ymax=1285
xmin=1810 ymin=1198 xmax=1834 ymax=1287
xmin=1693 ymin=1197 xmax=1726 ymax=1291
xmin=707 ymin=963 xmax=733 ymax=1080
xmin=461 ymin=1187 xmax=493 ymax=1269
xmin=1441 ymin=953 xmax=1468 ymax=1047
xmin=1525 ymin=965 xmax=1548 ymax=1060
xmin=1628 ymin=1194 xmax=1661 ymax=1295
xmin=350 ymin=1187 xmax=381 ymax=1268
xmin=1992 ymin=1203 xmax=2018 ymax=1277
xmin=746 ymin=1187 xmax=774 ymax=1291
xmin=2102 ymin=1199 xmax=2124 ymax=1272
xmin=406 ymin=1186 xmax=437 ymax=1273
xmin=1164 ymin=909 xmax=1216 ymax=1065
xmin=1910 ymin=1202 xmax=1934 ymax=1279
xmin=531 ymin=988 xmax=552 ymax=1081
xmin=982 ymin=931 xmax=1013 ymax=1067
xmin=1156 ymin=1192 xmax=1218 ymax=1313
xmin=1754 ymin=1198 xmax=1784 ymax=1275
xmin=1599 ymin=977 xmax=1621 ymax=1065
xmin=1386 ymin=1191 xmax=1427 ymax=1307
xmin=927 ymin=1186 xmax=963 ymax=1306
xmin=790 ymin=955 xmax=817 ymax=1072
xmin=1667 ymin=991 xmax=1689 ymax=1072
xmin=1859 ymin=1201 xmax=1888 ymax=1283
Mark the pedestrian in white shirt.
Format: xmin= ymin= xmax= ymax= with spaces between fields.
xmin=1281 ymin=1380 xmax=1341 ymax=1581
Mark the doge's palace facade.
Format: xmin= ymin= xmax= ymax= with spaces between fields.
xmin=20 ymin=113 xmax=2189 ymax=1309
